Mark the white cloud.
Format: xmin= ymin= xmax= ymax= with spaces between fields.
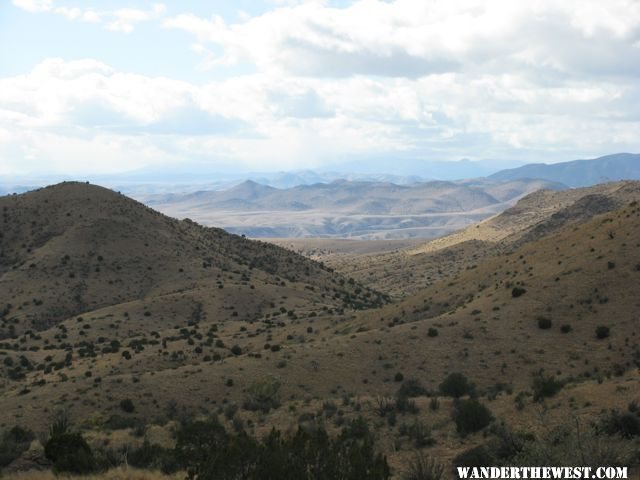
xmin=0 ymin=56 xmax=639 ymax=175
xmin=3 ymin=1 xmax=640 ymax=174
xmin=12 ymin=0 xmax=52 ymax=13
xmin=12 ymin=0 xmax=167 ymax=33
xmin=164 ymin=0 xmax=640 ymax=79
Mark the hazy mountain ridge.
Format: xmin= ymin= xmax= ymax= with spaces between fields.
xmin=489 ymin=152 xmax=640 ymax=187
xmin=146 ymin=178 xmax=566 ymax=239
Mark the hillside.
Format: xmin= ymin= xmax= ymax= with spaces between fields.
xmin=1 ymin=182 xmax=639 ymax=478
xmin=144 ymin=178 xmax=565 ymax=239
xmin=490 ymin=153 xmax=640 ymax=187
xmin=319 ymin=181 xmax=640 ymax=298
xmin=0 ymin=182 xmax=386 ymax=338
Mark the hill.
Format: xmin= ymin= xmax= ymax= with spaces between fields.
xmin=1 ymin=181 xmax=639 ymax=478
xmin=489 ymin=153 xmax=640 ymax=187
xmin=317 ymin=181 xmax=640 ymax=298
xmin=145 ymin=178 xmax=565 ymax=239
xmin=0 ymin=182 xmax=385 ymax=338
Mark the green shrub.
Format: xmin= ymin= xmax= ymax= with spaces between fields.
xmin=597 ymin=410 xmax=640 ymax=439
xmin=439 ymin=373 xmax=474 ymax=398
xmin=454 ymin=399 xmax=493 ymax=435
xmin=595 ymin=326 xmax=610 ymax=339
xmin=243 ymin=377 xmax=281 ymax=413
xmin=532 ymin=374 xmax=563 ymax=402
xmin=511 ymin=287 xmax=526 ymax=298
xmin=177 ymin=416 xmax=390 ymax=480
xmin=0 ymin=426 xmax=34 ymax=467
xmin=120 ymin=398 xmax=135 ymax=413
xmin=397 ymin=379 xmax=427 ymax=398
xmin=427 ymin=328 xmax=438 ymax=337
xmin=560 ymin=324 xmax=572 ymax=333
xmin=44 ymin=432 xmax=96 ymax=474
xmin=537 ymin=317 xmax=552 ymax=329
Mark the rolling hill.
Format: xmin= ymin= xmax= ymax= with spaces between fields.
xmin=1 ymin=181 xmax=639 ymax=478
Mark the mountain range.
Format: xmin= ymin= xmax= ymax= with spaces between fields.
xmin=144 ymin=178 xmax=565 ymax=239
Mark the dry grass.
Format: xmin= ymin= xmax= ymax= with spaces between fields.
xmin=2 ymin=467 xmax=183 ymax=480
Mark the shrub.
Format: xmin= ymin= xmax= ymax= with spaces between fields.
xmin=44 ymin=432 xmax=96 ymax=474
xmin=230 ymin=345 xmax=242 ymax=355
xmin=537 ymin=317 xmax=552 ymax=329
xmin=0 ymin=426 xmax=35 ymax=467
xmin=178 ymin=416 xmax=391 ymax=480
xmin=595 ymin=326 xmax=610 ymax=339
xmin=243 ymin=377 xmax=281 ymax=413
xmin=120 ymin=398 xmax=135 ymax=413
xmin=454 ymin=399 xmax=493 ymax=435
xmin=439 ymin=373 xmax=474 ymax=398
xmin=397 ymin=379 xmax=427 ymax=398
xmin=427 ymin=328 xmax=438 ymax=338
xmin=597 ymin=410 xmax=640 ymax=439
xmin=511 ymin=287 xmax=526 ymax=298
xmin=532 ymin=374 xmax=563 ymax=401
xmin=394 ymin=372 xmax=404 ymax=382
xmin=560 ymin=324 xmax=572 ymax=333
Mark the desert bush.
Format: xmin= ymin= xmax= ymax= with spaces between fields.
xmin=243 ymin=377 xmax=281 ymax=413
xmin=44 ymin=431 xmax=96 ymax=474
xmin=453 ymin=399 xmax=493 ymax=435
xmin=439 ymin=373 xmax=474 ymax=398
xmin=0 ymin=426 xmax=34 ymax=467
xmin=397 ymin=379 xmax=427 ymax=398
xmin=511 ymin=287 xmax=526 ymax=298
xmin=427 ymin=328 xmax=438 ymax=338
xmin=595 ymin=326 xmax=610 ymax=339
xmin=120 ymin=398 xmax=135 ymax=413
xmin=597 ymin=410 xmax=640 ymax=439
xmin=532 ymin=374 xmax=563 ymax=401
xmin=178 ymin=416 xmax=390 ymax=480
xmin=560 ymin=324 xmax=572 ymax=333
xmin=511 ymin=422 xmax=634 ymax=469
xmin=537 ymin=317 xmax=552 ymax=330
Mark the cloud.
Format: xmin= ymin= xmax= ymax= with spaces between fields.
xmin=11 ymin=0 xmax=167 ymax=33
xmin=163 ymin=0 xmax=640 ymax=79
xmin=1 ymin=56 xmax=639 ymax=175
xmin=3 ymin=1 xmax=640 ymax=175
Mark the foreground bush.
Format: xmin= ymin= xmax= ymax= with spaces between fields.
xmin=453 ymin=399 xmax=493 ymax=435
xmin=0 ymin=426 xmax=34 ymax=467
xmin=176 ymin=416 xmax=390 ymax=480
xmin=439 ymin=373 xmax=474 ymax=398
xmin=44 ymin=431 xmax=96 ymax=474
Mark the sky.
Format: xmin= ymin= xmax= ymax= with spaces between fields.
xmin=0 ymin=0 xmax=639 ymax=177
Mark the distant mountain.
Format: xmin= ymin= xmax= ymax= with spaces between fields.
xmin=489 ymin=153 xmax=640 ymax=187
xmin=147 ymin=178 xmax=566 ymax=239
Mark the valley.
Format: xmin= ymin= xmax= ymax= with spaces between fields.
xmin=1 ymin=180 xmax=639 ymax=478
